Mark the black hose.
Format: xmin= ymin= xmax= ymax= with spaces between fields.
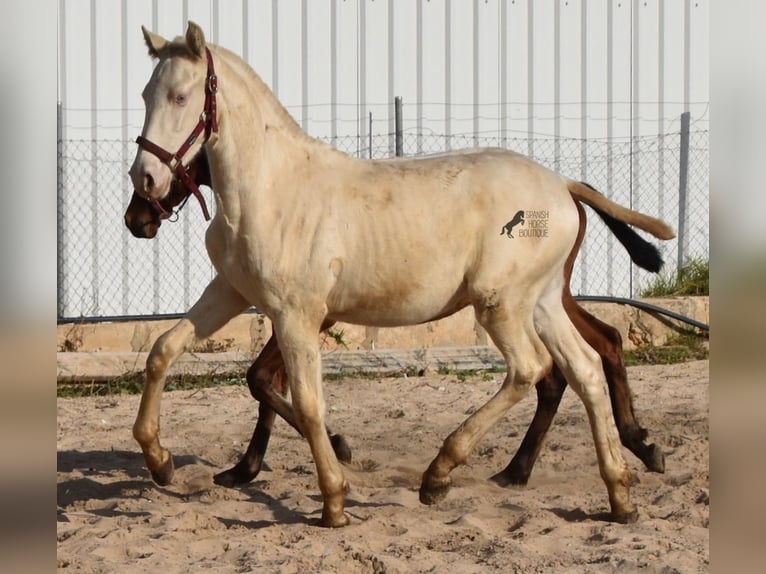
xmin=574 ymin=295 xmax=709 ymax=332
xmin=59 ymin=299 xmax=710 ymax=332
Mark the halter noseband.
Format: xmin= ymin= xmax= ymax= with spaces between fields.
xmin=135 ymin=47 xmax=218 ymax=222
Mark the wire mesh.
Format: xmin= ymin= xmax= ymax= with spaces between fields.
xmin=57 ymin=126 xmax=708 ymax=321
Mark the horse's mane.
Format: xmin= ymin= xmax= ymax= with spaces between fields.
xmin=209 ymin=44 xmax=314 ymax=144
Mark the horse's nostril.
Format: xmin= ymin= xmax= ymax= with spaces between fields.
xmin=144 ymin=173 xmax=155 ymax=193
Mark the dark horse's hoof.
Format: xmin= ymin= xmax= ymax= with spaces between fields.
xmin=330 ymin=434 xmax=353 ymax=463
xmin=488 ymin=469 xmax=529 ymax=488
xmin=643 ymin=443 xmax=666 ymax=474
xmin=149 ymin=453 xmax=175 ymax=486
xmin=213 ymin=464 xmax=260 ymax=488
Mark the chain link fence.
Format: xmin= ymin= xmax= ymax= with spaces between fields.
xmin=57 ymin=118 xmax=708 ymax=322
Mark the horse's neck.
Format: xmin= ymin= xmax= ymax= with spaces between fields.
xmin=214 ymin=45 xmax=313 ymax=147
xmin=208 ymin=46 xmax=343 ymax=222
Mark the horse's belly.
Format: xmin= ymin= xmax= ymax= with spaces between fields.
xmin=327 ymin=280 xmax=469 ymax=327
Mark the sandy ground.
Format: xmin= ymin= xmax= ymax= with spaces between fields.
xmin=57 ymin=360 xmax=708 ymax=573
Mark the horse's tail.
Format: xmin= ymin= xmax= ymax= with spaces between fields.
xmin=568 ymin=181 xmax=672 ymax=273
xmin=567 ymin=181 xmax=676 ymax=241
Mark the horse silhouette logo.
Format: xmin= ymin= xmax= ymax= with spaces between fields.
xmin=500 ymin=210 xmax=525 ymax=238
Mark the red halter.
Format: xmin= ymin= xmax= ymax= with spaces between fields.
xmin=135 ymin=47 xmax=218 ymax=221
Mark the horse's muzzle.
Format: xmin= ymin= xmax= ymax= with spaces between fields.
xmin=129 ymin=153 xmax=172 ymax=201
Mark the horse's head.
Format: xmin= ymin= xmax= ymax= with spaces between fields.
xmin=129 ymin=21 xmax=215 ymax=205
xmin=125 ymin=151 xmax=212 ymax=238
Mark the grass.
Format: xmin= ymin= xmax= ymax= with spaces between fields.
xmin=623 ymin=330 xmax=708 ymax=366
xmin=640 ymin=257 xmax=709 ymax=297
xmin=57 ymin=372 xmax=247 ymax=398
xmin=323 ymin=327 xmax=349 ymax=349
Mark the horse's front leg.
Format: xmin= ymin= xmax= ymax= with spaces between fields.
xmin=133 ymin=275 xmax=249 ymax=485
xmin=275 ymin=314 xmax=349 ymax=527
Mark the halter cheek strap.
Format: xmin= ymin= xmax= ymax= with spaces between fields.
xmin=135 ymin=47 xmax=218 ymax=222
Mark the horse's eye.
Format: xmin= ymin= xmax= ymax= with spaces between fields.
xmin=174 ymin=93 xmax=187 ymax=106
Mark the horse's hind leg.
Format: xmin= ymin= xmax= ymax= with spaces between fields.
xmin=534 ymin=289 xmax=638 ymax=523
xmin=489 ymin=369 xmax=567 ymax=487
xmin=490 ymin=301 xmax=664 ymax=487
xmin=420 ymin=297 xmax=552 ymax=505
xmin=570 ymin=302 xmax=664 ymax=473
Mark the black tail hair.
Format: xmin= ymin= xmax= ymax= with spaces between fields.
xmin=580 ymin=182 xmax=664 ymax=273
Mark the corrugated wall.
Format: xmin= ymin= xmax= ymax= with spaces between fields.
xmin=57 ymin=0 xmax=709 ymax=319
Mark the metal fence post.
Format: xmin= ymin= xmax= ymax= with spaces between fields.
xmin=395 ymin=96 xmax=403 ymax=157
xmin=57 ymin=102 xmax=65 ymax=319
xmin=364 ymin=107 xmax=376 ymax=348
xmin=677 ymin=111 xmax=690 ymax=271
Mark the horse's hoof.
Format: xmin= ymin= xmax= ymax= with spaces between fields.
xmin=488 ymin=469 xmax=529 ymax=488
xmin=419 ymin=477 xmax=452 ymax=505
xmin=611 ymin=507 xmax=639 ymax=524
xmin=320 ymin=511 xmax=350 ymax=528
xmin=213 ymin=465 xmax=259 ymax=488
xmin=644 ymin=443 xmax=666 ymax=474
xmin=330 ymin=434 xmax=353 ymax=463
xmin=150 ymin=452 xmax=175 ymax=486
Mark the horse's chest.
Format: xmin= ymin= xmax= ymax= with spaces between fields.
xmin=209 ymin=226 xmax=313 ymax=310
xmin=206 ymin=229 xmax=264 ymax=294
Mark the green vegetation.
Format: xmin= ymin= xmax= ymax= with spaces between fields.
xmin=640 ymin=257 xmax=709 ymax=297
xmin=57 ymin=372 xmax=246 ymax=398
xmin=325 ymin=327 xmax=349 ymax=348
xmin=622 ymin=330 xmax=708 ymax=366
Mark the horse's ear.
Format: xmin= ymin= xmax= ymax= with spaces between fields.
xmin=141 ymin=26 xmax=167 ymax=58
xmin=185 ymin=21 xmax=206 ymax=59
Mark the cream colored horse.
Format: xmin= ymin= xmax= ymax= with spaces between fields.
xmin=129 ymin=22 xmax=674 ymax=528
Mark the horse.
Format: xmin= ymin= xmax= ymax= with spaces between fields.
xmin=124 ymin=150 xmax=665 ymax=488
xmin=128 ymin=22 xmax=675 ymax=527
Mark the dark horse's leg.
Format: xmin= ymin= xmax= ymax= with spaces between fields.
xmin=488 ymin=369 xmax=566 ymax=487
xmin=213 ymin=325 xmax=352 ymax=487
xmin=213 ymin=333 xmax=283 ymax=487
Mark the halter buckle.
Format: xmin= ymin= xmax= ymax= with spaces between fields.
xmin=207 ymin=74 xmax=218 ymax=94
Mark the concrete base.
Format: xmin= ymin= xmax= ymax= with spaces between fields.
xmin=57 ymin=297 xmax=708 ymax=355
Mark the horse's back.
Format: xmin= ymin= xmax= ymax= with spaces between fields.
xmin=316 ymin=147 xmax=580 ymax=325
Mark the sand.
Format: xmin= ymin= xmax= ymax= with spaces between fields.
xmin=57 ymin=360 xmax=708 ymax=573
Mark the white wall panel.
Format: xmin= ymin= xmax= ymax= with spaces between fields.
xmin=59 ymin=0 xmax=710 ymax=147
xmin=57 ymin=0 xmax=709 ymax=318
